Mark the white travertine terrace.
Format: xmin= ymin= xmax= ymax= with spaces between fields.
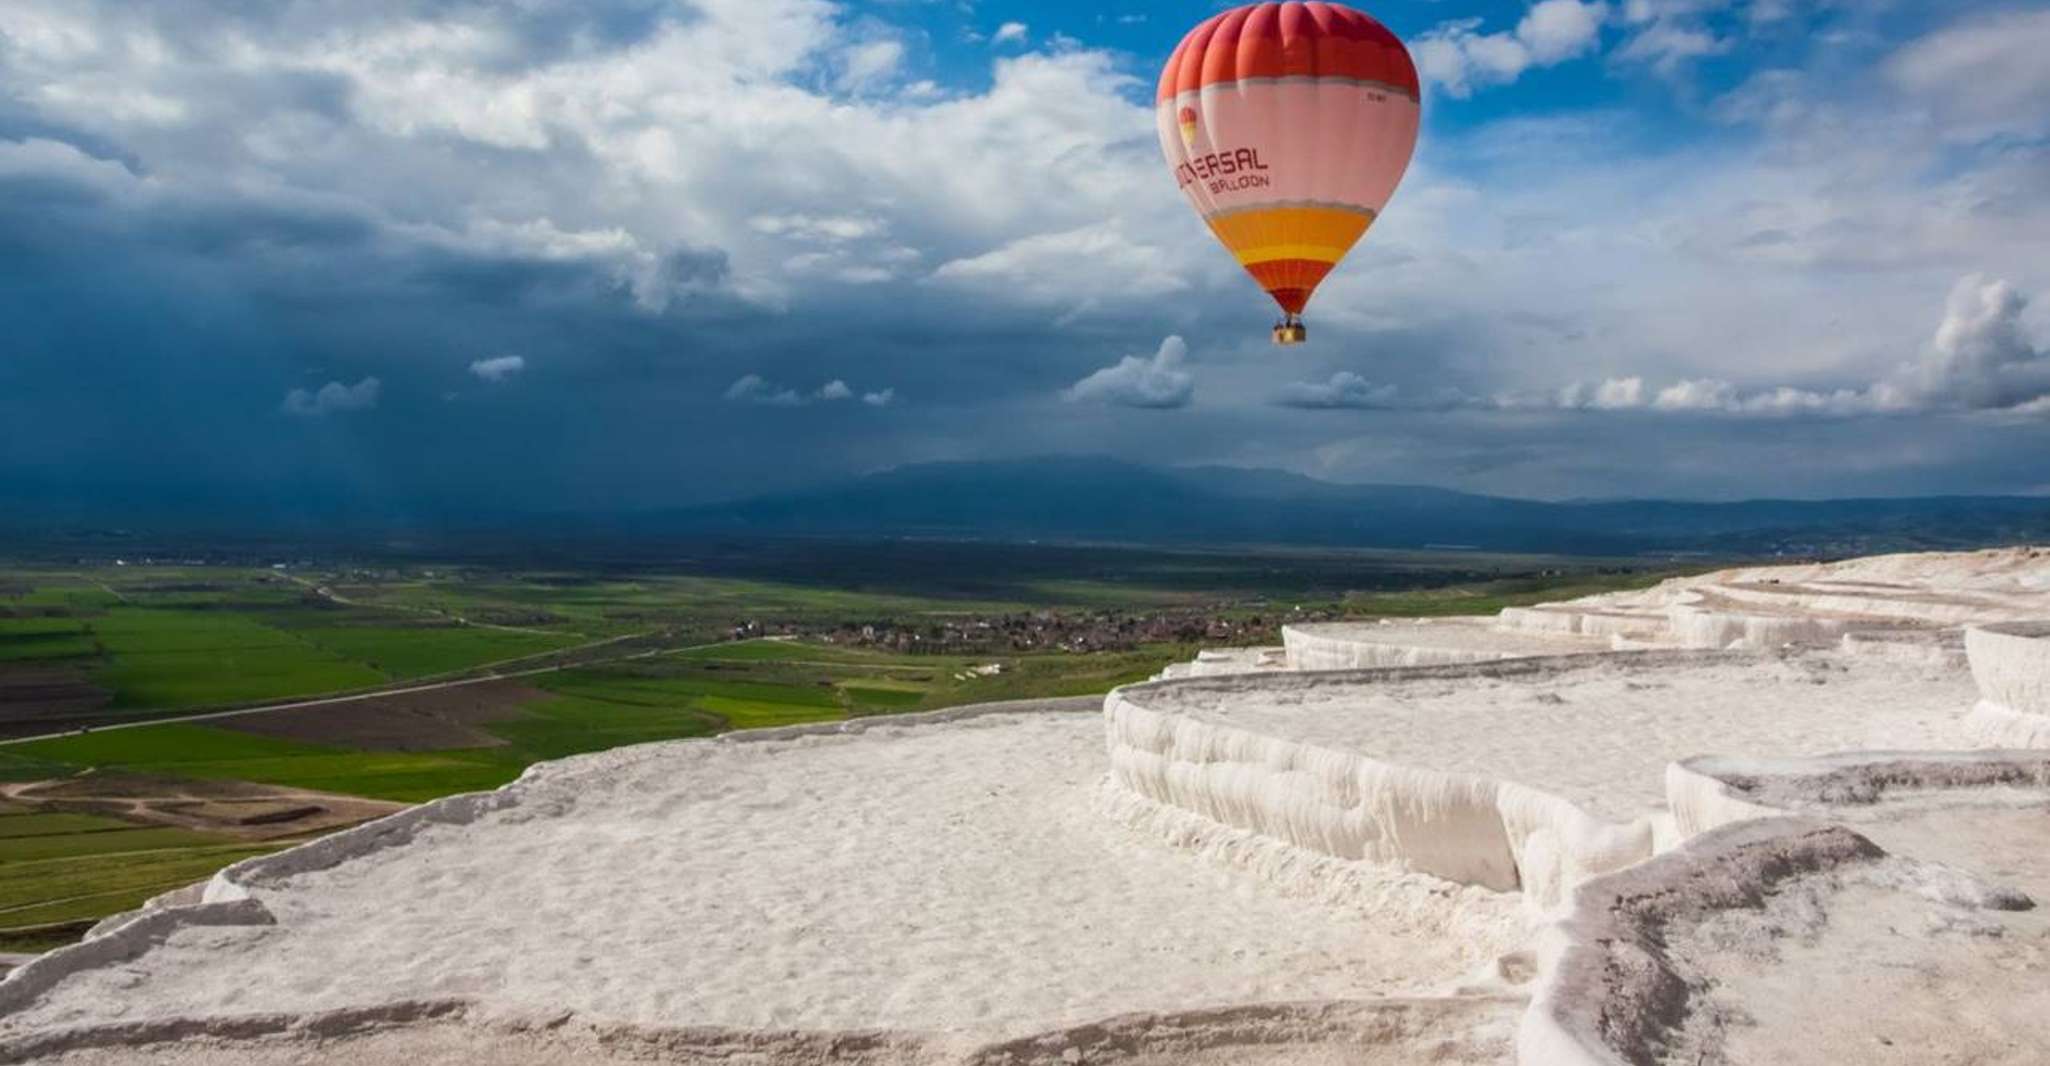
xmin=1282 ymin=619 xmax=1611 ymax=670
xmin=1107 ymin=652 xmax=1977 ymax=910
xmin=6 ymin=548 xmax=2049 ymax=1065
xmin=1964 ymin=621 xmax=2050 ymax=746
xmin=1155 ymin=644 xmax=1289 ymax=678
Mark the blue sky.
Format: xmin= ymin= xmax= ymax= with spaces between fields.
xmin=2 ymin=0 xmax=2047 ymax=521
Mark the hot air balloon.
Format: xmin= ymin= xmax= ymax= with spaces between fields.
xmin=1158 ymin=2 xmax=1419 ymax=345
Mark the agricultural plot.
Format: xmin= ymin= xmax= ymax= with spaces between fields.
xmin=0 ymin=619 xmax=97 ymax=663
xmin=288 ymin=624 xmax=579 ymax=679
xmin=0 ymin=801 xmax=277 ymax=951
xmin=483 ymin=694 xmax=722 ymax=760
xmin=0 ymin=572 xmax=622 ymax=732
xmin=839 ymin=683 xmax=924 ymax=708
xmin=8 ymin=581 xmax=122 ymax=611
xmin=535 ymin=664 xmax=846 ymax=731
xmin=349 ymin=573 xmax=1035 ymax=643
xmin=5 ymin=726 xmax=526 ymax=804
xmin=89 ymin=608 xmax=385 ymax=709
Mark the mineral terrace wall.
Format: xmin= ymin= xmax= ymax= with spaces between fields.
xmin=1103 ymin=668 xmax=1662 ymax=910
xmin=1965 ymin=621 xmax=2050 ymax=746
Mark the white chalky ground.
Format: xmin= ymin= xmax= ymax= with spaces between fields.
xmin=4 ymin=710 xmax=1526 ymax=1049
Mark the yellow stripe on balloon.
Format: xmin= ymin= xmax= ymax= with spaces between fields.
xmin=1230 ymin=244 xmax=1350 ymax=266
xmin=1206 ymin=207 xmax=1372 ymax=264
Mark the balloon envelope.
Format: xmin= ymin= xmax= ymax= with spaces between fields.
xmin=1157 ymin=2 xmax=1419 ymax=321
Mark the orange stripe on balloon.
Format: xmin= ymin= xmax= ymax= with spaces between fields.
xmin=1205 ymin=207 xmax=1371 ymax=262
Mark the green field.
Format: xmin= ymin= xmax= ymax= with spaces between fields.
xmin=0 ymin=618 xmax=97 ymax=663
xmin=1339 ymin=570 xmax=1683 ymax=618
xmin=6 ymin=726 xmax=526 ymax=804
xmin=0 ymin=573 xmax=617 ymax=718
xmin=0 ymin=801 xmax=279 ymax=951
xmin=90 ymin=608 xmax=387 ymax=709
xmin=290 ymin=624 xmax=579 ymax=679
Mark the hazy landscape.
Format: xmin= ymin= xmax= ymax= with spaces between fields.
xmin=0 ymin=536 xmax=1681 ymax=954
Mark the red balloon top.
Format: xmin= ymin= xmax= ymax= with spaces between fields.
xmin=1156 ymin=2 xmax=1418 ymax=105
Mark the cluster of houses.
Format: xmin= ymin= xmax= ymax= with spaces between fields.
xmin=801 ymin=608 xmax=1322 ymax=654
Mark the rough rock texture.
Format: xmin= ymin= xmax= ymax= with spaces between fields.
xmin=1517 ymin=819 xmax=1885 ymax=1066
xmin=1530 ymin=751 xmax=2050 ymax=1066
xmin=17 ymin=996 xmax=1527 ymax=1066
xmin=1668 ymin=749 xmax=2050 ymax=838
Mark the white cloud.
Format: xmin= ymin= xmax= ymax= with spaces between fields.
xmin=1915 ymin=275 xmax=2050 ymax=412
xmin=931 ymin=224 xmax=1186 ymax=306
xmin=1652 ymin=378 xmax=1738 ymax=411
xmin=282 ymin=377 xmax=380 ymax=417
xmin=468 ymin=354 xmax=525 ymax=382
xmin=749 ymin=214 xmax=885 ymax=242
xmin=1520 ymin=0 xmax=1610 ymax=63
xmin=1527 ymin=276 xmax=2050 ymax=419
xmin=1886 ymin=9 xmax=2050 ymax=142
xmin=835 ymin=38 xmax=904 ymax=94
xmin=1270 ymin=275 xmax=2047 ymax=424
xmin=724 ymin=374 xmax=804 ymax=407
xmin=1415 ymin=1 xmax=1607 ymax=98
xmin=0 ymin=0 xmax=1168 ymax=316
xmin=1589 ymin=377 xmax=1645 ymax=410
xmin=1063 ymin=336 xmax=1194 ymax=409
xmin=1275 ymin=372 xmax=1402 ymax=410
xmin=1614 ymin=22 xmax=1728 ymax=72
xmin=992 ymin=22 xmax=1028 ymax=47
xmin=1614 ymin=0 xmax=1732 ymax=75
xmin=725 ymin=374 xmax=894 ymax=407
xmin=1643 ymin=379 xmax=1883 ymax=418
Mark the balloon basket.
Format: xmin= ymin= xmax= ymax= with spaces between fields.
xmin=1272 ymin=318 xmax=1307 ymax=346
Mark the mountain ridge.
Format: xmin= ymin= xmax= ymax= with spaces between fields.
xmin=642 ymin=457 xmax=2050 ymax=555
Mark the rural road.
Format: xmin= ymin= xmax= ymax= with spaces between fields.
xmin=0 ymin=640 xmax=728 ymax=748
xmin=281 ymin=573 xmax=575 ymax=639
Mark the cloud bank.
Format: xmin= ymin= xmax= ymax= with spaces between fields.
xmin=282 ymin=378 xmax=381 ymax=418
xmin=1065 ymin=336 xmax=1195 ymax=410
xmin=469 ymin=355 xmax=526 ymax=383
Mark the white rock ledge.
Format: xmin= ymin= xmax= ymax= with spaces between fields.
xmin=1526 ymin=749 xmax=2050 ymax=1066
xmin=1103 ymin=660 xmax=1684 ymax=911
xmin=1282 ymin=620 xmax=1610 ymax=670
xmin=1965 ymin=621 xmax=2050 ymax=746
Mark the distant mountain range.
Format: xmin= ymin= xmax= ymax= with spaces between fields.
xmin=9 ymin=457 xmax=2050 ymax=557
xmin=632 ymin=457 xmax=2050 ymax=556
